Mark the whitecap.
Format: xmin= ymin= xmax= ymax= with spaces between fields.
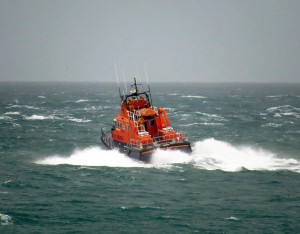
xmin=0 ymin=116 xmax=13 ymax=120
xmin=225 ymin=216 xmax=240 ymax=221
xmin=281 ymin=112 xmax=299 ymax=118
xmin=4 ymin=112 xmax=20 ymax=115
xmin=75 ymin=99 xmax=89 ymax=103
xmin=195 ymin=112 xmax=225 ymax=120
xmin=179 ymin=122 xmax=224 ymax=127
xmin=24 ymin=115 xmax=61 ymax=120
xmin=2 ymin=180 xmax=12 ymax=185
xmin=83 ymin=106 xmax=97 ymax=111
xmin=0 ymin=213 xmax=13 ymax=225
xmin=199 ymin=122 xmax=224 ymax=126
xmin=24 ymin=105 xmax=40 ymax=110
xmin=7 ymin=105 xmax=39 ymax=110
xmin=266 ymin=95 xmax=285 ymax=98
xmin=266 ymin=105 xmax=288 ymax=112
xmin=67 ymin=117 xmax=92 ymax=123
xmin=267 ymin=105 xmax=299 ymax=114
xmin=262 ymin=123 xmax=282 ymax=128
xmin=38 ymin=96 xmax=46 ymax=99
xmin=181 ymin=95 xmax=206 ymax=99
xmin=103 ymin=105 xmax=115 ymax=109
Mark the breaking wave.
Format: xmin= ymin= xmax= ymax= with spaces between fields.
xmin=261 ymin=123 xmax=283 ymax=128
xmin=7 ymin=105 xmax=39 ymax=110
xmin=24 ymin=115 xmax=61 ymax=120
xmin=35 ymin=139 xmax=300 ymax=173
xmin=191 ymin=139 xmax=300 ymax=172
xmin=75 ymin=99 xmax=89 ymax=103
xmin=181 ymin=95 xmax=206 ymax=99
xmin=66 ymin=117 xmax=92 ymax=123
xmin=179 ymin=122 xmax=224 ymax=127
xmin=0 ymin=213 xmax=13 ymax=225
xmin=266 ymin=105 xmax=300 ymax=118
xmin=4 ymin=112 xmax=20 ymax=115
xmin=0 ymin=115 xmax=13 ymax=120
xmin=195 ymin=112 xmax=225 ymax=121
xmin=23 ymin=114 xmax=91 ymax=122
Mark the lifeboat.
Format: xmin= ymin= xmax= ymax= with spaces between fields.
xmin=101 ymin=78 xmax=192 ymax=162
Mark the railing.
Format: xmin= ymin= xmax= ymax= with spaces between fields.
xmin=125 ymin=131 xmax=189 ymax=150
xmin=128 ymin=110 xmax=140 ymax=121
xmin=127 ymin=106 xmax=158 ymax=121
xmin=125 ymin=106 xmax=188 ymax=151
xmin=127 ymin=109 xmax=148 ymax=135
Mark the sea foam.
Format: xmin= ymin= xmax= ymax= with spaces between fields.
xmin=0 ymin=213 xmax=13 ymax=225
xmin=191 ymin=138 xmax=300 ymax=172
xmin=24 ymin=115 xmax=61 ymax=120
xmin=36 ymin=147 xmax=149 ymax=168
xmin=67 ymin=117 xmax=92 ymax=123
xmin=181 ymin=95 xmax=206 ymax=99
xmin=35 ymin=139 xmax=300 ymax=173
xmin=75 ymin=99 xmax=89 ymax=103
xmin=4 ymin=112 xmax=20 ymax=115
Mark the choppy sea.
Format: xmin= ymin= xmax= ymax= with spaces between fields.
xmin=0 ymin=82 xmax=300 ymax=233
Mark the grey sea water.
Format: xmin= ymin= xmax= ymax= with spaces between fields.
xmin=0 ymin=82 xmax=300 ymax=233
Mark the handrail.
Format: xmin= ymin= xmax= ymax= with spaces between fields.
xmin=125 ymin=131 xmax=189 ymax=150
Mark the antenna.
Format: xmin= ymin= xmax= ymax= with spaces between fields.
xmin=114 ymin=64 xmax=120 ymax=87
xmin=114 ymin=64 xmax=122 ymax=101
xmin=144 ymin=63 xmax=150 ymax=85
xmin=122 ymin=69 xmax=128 ymax=93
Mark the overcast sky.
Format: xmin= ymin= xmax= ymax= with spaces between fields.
xmin=1 ymin=0 xmax=300 ymax=82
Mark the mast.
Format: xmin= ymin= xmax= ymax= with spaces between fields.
xmin=144 ymin=63 xmax=153 ymax=105
xmin=133 ymin=77 xmax=139 ymax=94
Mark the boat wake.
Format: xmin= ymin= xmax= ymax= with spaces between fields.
xmin=35 ymin=139 xmax=300 ymax=173
xmin=191 ymin=139 xmax=300 ymax=173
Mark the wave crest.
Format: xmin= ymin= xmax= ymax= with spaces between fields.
xmin=0 ymin=213 xmax=13 ymax=226
xmin=192 ymin=139 xmax=299 ymax=172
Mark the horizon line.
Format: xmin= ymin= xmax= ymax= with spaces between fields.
xmin=1 ymin=80 xmax=300 ymax=84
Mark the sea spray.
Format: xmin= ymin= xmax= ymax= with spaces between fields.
xmin=0 ymin=213 xmax=13 ymax=225
xmin=36 ymin=147 xmax=149 ymax=168
xmin=35 ymin=139 xmax=300 ymax=173
xmin=150 ymin=149 xmax=192 ymax=166
xmin=191 ymin=138 xmax=300 ymax=172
